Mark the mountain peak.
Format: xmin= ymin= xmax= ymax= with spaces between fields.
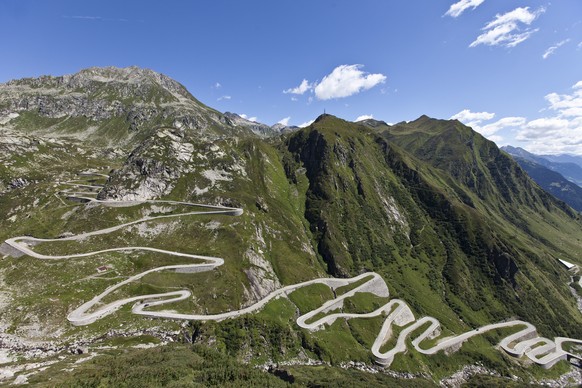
xmin=5 ymin=66 xmax=195 ymax=102
xmin=313 ymin=113 xmax=335 ymax=123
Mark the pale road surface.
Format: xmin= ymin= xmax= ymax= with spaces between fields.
xmin=5 ymin=177 xmax=582 ymax=369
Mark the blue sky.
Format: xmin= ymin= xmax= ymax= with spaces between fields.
xmin=1 ymin=0 xmax=581 ymax=154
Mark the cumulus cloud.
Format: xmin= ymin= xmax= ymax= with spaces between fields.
xmin=277 ymin=116 xmax=291 ymax=126
xmin=213 ymin=82 xmax=222 ymax=89
xmin=543 ymin=39 xmax=570 ymax=59
xmin=451 ymin=109 xmax=524 ymax=137
xmin=314 ymin=65 xmax=386 ymax=100
xmin=470 ymin=7 xmax=544 ymax=48
xmin=455 ymin=82 xmax=582 ymax=154
xmin=451 ymin=109 xmax=495 ymax=128
xmin=283 ymin=79 xmax=312 ymax=95
xmin=487 ymin=135 xmax=504 ymax=143
xmin=516 ymin=118 xmax=570 ymax=140
xmin=480 ymin=117 xmax=526 ymax=136
xmin=545 ymin=81 xmax=582 ymax=117
xmin=217 ymin=95 xmax=231 ymax=101
xmin=299 ymin=119 xmax=315 ymax=128
xmin=240 ymin=114 xmax=258 ymax=122
xmin=445 ymin=0 xmax=485 ymax=18
xmin=355 ymin=114 xmax=374 ymax=122
xmin=515 ymin=81 xmax=582 ymax=154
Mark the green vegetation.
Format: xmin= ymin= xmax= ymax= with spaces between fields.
xmin=288 ymin=283 xmax=334 ymax=315
xmin=27 ymin=344 xmax=289 ymax=387
xmin=284 ymin=114 xmax=582 ymax=342
xmin=334 ymin=274 xmax=374 ymax=296
xmin=3 ymin=76 xmax=582 ymax=387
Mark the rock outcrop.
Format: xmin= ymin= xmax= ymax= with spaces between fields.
xmin=0 ymin=67 xmax=278 ymax=147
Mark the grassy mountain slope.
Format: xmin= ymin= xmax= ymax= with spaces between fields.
xmin=284 ymin=114 xmax=582 ymax=339
xmin=2 ymin=68 xmax=582 ymax=385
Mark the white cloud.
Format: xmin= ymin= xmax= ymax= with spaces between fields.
xmin=451 ymin=109 xmax=495 ymax=122
xmin=451 ymin=109 xmax=495 ymax=128
xmin=277 ymin=116 xmax=291 ymax=126
xmin=314 ymin=64 xmax=386 ymax=100
xmin=445 ymin=0 xmax=485 ymax=18
xmin=240 ymin=114 xmax=258 ymax=122
xmin=355 ymin=114 xmax=374 ymax=122
xmin=578 ymin=41 xmax=582 ymax=50
xmin=479 ymin=116 xmax=526 ymax=136
xmin=544 ymin=81 xmax=582 ymax=116
xmin=515 ymin=81 xmax=582 ymax=154
xmin=452 ymin=109 xmax=525 ymax=138
xmin=283 ymin=79 xmax=312 ymax=95
xmin=214 ymin=82 xmax=222 ymax=89
xmin=291 ymin=96 xmax=298 ymax=102
xmin=543 ymin=39 xmax=570 ymax=59
xmin=516 ymin=118 xmax=570 ymax=140
xmin=299 ymin=119 xmax=315 ymax=128
xmin=454 ymin=82 xmax=582 ymax=154
xmin=487 ymin=135 xmax=504 ymax=143
xmin=470 ymin=7 xmax=544 ymax=48
xmin=217 ymin=95 xmax=231 ymax=101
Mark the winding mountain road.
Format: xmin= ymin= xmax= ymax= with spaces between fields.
xmin=4 ymin=176 xmax=582 ymax=369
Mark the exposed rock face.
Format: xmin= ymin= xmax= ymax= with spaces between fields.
xmin=242 ymin=223 xmax=282 ymax=303
xmin=98 ymin=127 xmax=193 ymax=201
xmin=0 ymin=67 xmax=273 ymax=146
xmin=223 ymin=112 xmax=274 ymax=137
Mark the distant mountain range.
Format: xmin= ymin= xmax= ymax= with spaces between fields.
xmin=501 ymin=146 xmax=582 ymax=211
xmin=501 ymin=146 xmax=582 ymax=185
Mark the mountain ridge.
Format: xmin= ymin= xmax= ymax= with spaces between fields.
xmin=502 ymin=145 xmax=582 ymax=186
xmin=0 ymin=66 xmax=284 ymax=148
xmin=1 ymin=66 xmax=581 ymax=385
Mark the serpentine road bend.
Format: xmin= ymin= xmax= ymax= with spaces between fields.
xmin=4 ymin=174 xmax=582 ymax=369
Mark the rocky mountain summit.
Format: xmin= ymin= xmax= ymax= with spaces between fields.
xmin=223 ymin=112 xmax=297 ymax=137
xmin=0 ymin=66 xmax=281 ymax=147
